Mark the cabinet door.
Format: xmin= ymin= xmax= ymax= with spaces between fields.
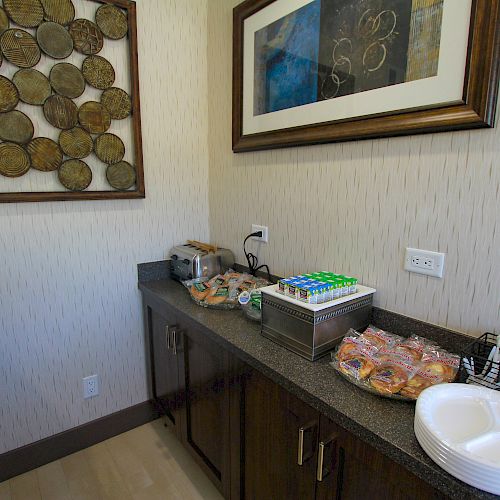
xmin=148 ymin=305 xmax=183 ymax=436
xmin=243 ymin=370 xmax=319 ymax=500
xmin=315 ymin=416 xmax=448 ymax=500
xmin=179 ymin=320 xmax=231 ymax=497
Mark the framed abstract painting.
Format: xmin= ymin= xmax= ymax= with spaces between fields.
xmin=233 ymin=0 xmax=500 ymax=152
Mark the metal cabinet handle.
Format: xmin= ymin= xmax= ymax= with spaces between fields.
xmin=165 ymin=325 xmax=170 ymax=350
xmin=317 ymin=442 xmax=326 ymax=481
xmin=171 ymin=328 xmax=177 ymax=355
xmin=317 ymin=434 xmax=338 ymax=482
xmin=298 ymin=428 xmax=305 ymax=465
xmin=297 ymin=422 xmax=317 ymax=466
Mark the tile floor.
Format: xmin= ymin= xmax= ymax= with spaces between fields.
xmin=0 ymin=419 xmax=223 ymax=500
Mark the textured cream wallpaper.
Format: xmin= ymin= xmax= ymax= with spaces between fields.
xmin=0 ymin=0 xmax=209 ymax=453
xmin=207 ymin=0 xmax=500 ymax=338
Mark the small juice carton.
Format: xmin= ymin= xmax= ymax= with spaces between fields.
xmin=333 ymin=281 xmax=342 ymax=300
xmin=277 ymin=278 xmax=291 ymax=294
xmin=286 ymin=279 xmax=301 ymax=299
xmin=344 ymin=276 xmax=358 ymax=294
xmin=340 ymin=278 xmax=349 ymax=297
xmin=297 ymin=284 xmax=314 ymax=303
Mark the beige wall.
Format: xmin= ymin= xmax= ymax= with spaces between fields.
xmin=0 ymin=0 xmax=209 ymax=453
xmin=207 ymin=0 xmax=500 ymax=337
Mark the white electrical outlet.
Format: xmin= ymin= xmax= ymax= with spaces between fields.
xmin=404 ymin=248 xmax=445 ymax=278
xmin=83 ymin=374 xmax=99 ymax=399
xmin=251 ymin=224 xmax=268 ymax=243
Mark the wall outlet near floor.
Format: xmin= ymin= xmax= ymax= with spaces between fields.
xmin=251 ymin=224 xmax=269 ymax=243
xmin=404 ymin=248 xmax=445 ymax=278
xmin=83 ymin=374 xmax=99 ymax=399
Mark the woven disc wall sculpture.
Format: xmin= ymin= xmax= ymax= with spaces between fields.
xmin=69 ymin=18 xmax=103 ymax=55
xmin=37 ymin=21 xmax=74 ymax=59
xmin=78 ymin=101 xmax=111 ymax=134
xmin=59 ymin=126 xmax=93 ymax=159
xmin=26 ymin=137 xmax=63 ymax=172
xmin=94 ymin=132 xmax=124 ymax=164
xmin=0 ymin=29 xmax=41 ymax=68
xmin=0 ymin=75 xmax=19 ymax=112
xmin=3 ymin=0 xmax=44 ymax=28
xmin=43 ymin=94 xmax=78 ymax=129
xmin=100 ymin=87 xmax=131 ymax=120
xmin=0 ymin=110 xmax=34 ymax=143
xmin=0 ymin=8 xmax=10 ymax=36
xmin=82 ymin=55 xmax=115 ymax=89
xmin=0 ymin=0 xmax=143 ymax=202
xmin=106 ymin=160 xmax=135 ymax=190
xmin=95 ymin=4 xmax=127 ymax=40
xmin=39 ymin=0 xmax=75 ymax=26
xmin=50 ymin=62 xmax=85 ymax=98
xmin=58 ymin=159 xmax=92 ymax=191
xmin=13 ymin=68 xmax=51 ymax=104
xmin=0 ymin=142 xmax=31 ymax=177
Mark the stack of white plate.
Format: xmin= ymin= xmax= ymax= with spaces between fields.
xmin=414 ymin=383 xmax=500 ymax=495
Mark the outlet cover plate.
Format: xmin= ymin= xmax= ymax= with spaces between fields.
xmin=404 ymin=248 xmax=445 ymax=278
xmin=83 ymin=374 xmax=99 ymax=399
xmin=251 ymin=224 xmax=268 ymax=243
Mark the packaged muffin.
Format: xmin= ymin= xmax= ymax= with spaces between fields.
xmin=338 ymin=352 xmax=376 ymax=381
xmin=334 ymin=330 xmax=379 ymax=381
xmin=395 ymin=335 xmax=439 ymax=361
xmin=359 ymin=326 xmax=403 ymax=350
xmin=400 ymin=372 xmax=438 ymax=400
xmin=419 ymin=348 xmax=460 ymax=383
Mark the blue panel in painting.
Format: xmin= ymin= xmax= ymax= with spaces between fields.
xmin=254 ymin=1 xmax=321 ymax=116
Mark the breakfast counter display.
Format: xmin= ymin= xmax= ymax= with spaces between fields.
xmin=138 ymin=269 xmax=497 ymax=500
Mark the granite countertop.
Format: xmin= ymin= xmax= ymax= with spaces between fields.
xmin=139 ymin=278 xmax=498 ymax=500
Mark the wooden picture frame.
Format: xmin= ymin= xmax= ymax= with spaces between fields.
xmin=233 ymin=0 xmax=500 ymax=153
xmin=0 ymin=0 xmax=144 ymax=203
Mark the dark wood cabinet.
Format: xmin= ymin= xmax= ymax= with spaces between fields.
xmin=242 ymin=369 xmax=318 ymax=500
xmin=147 ymin=305 xmax=183 ymax=437
xmin=316 ymin=416 xmax=447 ymax=500
xmin=177 ymin=317 xmax=231 ymax=497
xmin=242 ymin=370 xmax=448 ymax=500
xmin=142 ymin=294 xmax=449 ymax=500
xmin=144 ymin=297 xmax=232 ymax=497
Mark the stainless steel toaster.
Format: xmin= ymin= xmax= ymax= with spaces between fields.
xmin=168 ymin=242 xmax=235 ymax=281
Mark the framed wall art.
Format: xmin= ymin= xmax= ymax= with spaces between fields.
xmin=233 ymin=0 xmax=500 ymax=152
xmin=0 ymin=0 xmax=144 ymax=203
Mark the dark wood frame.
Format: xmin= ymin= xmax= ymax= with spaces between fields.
xmin=0 ymin=0 xmax=144 ymax=203
xmin=233 ymin=0 xmax=500 ymax=152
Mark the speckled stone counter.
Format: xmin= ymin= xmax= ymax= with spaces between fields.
xmin=139 ymin=278 xmax=498 ymax=500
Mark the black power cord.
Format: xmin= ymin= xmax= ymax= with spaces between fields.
xmin=243 ymin=232 xmax=271 ymax=281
